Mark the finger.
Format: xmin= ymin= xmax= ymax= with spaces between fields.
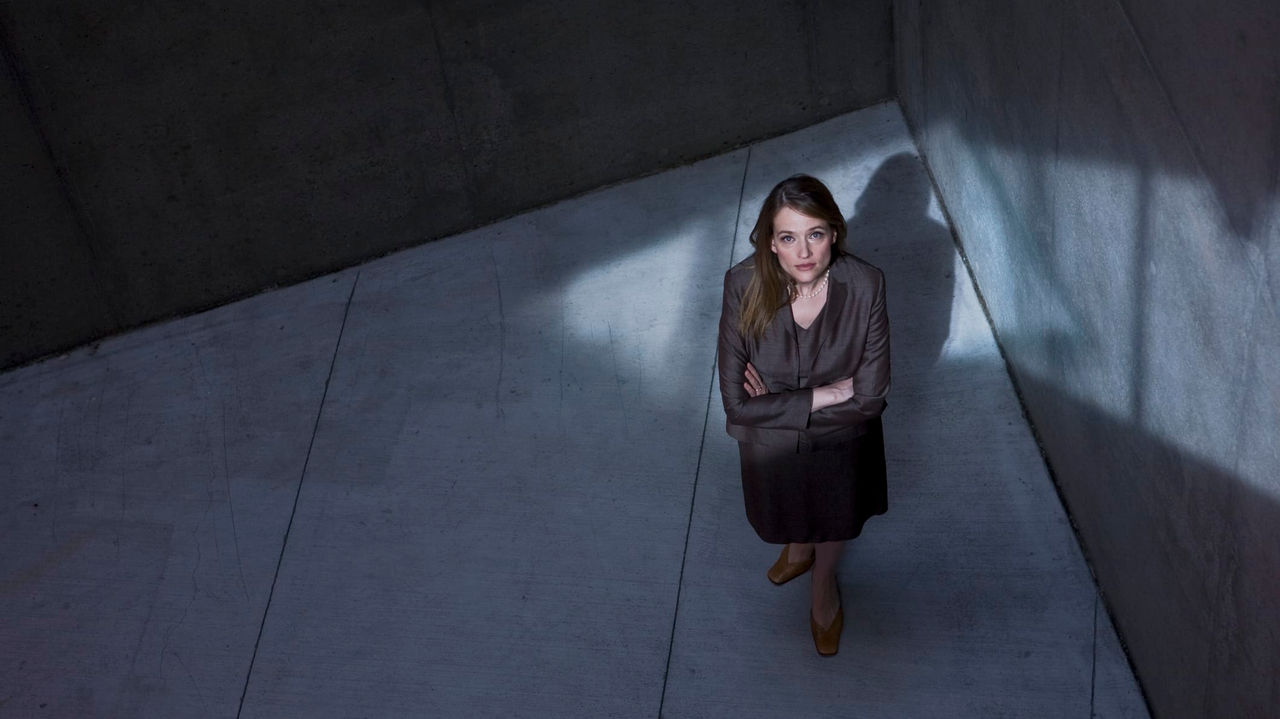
xmin=755 ymin=372 xmax=769 ymax=393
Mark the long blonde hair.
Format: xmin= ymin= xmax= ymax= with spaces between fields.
xmin=738 ymin=175 xmax=848 ymax=339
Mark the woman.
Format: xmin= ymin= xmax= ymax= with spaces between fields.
xmin=717 ymin=174 xmax=890 ymax=656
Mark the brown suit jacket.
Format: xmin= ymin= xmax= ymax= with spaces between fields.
xmin=717 ymin=252 xmax=890 ymax=450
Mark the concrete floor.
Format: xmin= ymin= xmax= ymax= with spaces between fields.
xmin=0 ymin=102 xmax=1149 ymax=718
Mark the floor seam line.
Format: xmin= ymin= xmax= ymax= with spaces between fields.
xmin=1089 ymin=593 xmax=1099 ymax=718
xmin=234 ymin=270 xmax=361 ymax=719
xmin=656 ymin=148 xmax=751 ymax=718
xmin=731 ymin=146 xmax=753 ymax=262
xmin=655 ymin=363 xmax=717 ymax=718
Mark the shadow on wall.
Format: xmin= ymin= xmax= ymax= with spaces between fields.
xmin=846 ymin=152 xmax=955 ymax=372
xmin=901 ymin=0 xmax=1279 ymax=243
xmin=895 ymin=0 xmax=1280 ymax=716
xmin=898 ymin=0 xmax=1280 ymax=418
xmin=851 ymin=147 xmax=1277 ymax=717
xmin=1018 ymin=373 xmax=1280 ymax=719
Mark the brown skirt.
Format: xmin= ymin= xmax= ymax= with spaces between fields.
xmin=738 ymin=418 xmax=887 ymax=544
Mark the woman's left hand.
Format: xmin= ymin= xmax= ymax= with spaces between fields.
xmin=743 ymin=362 xmax=769 ymax=397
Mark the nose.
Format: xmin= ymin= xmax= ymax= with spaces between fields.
xmin=798 ymin=241 xmax=812 ymax=259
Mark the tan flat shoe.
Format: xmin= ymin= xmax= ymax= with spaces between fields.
xmin=810 ymin=600 xmax=844 ymax=657
xmin=766 ymin=544 xmax=815 ymax=585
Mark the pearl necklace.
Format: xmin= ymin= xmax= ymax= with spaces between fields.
xmin=793 ymin=270 xmax=829 ymax=301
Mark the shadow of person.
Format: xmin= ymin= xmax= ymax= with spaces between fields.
xmin=845 ymin=152 xmax=956 ymax=374
xmin=833 ymin=151 xmax=974 ymax=593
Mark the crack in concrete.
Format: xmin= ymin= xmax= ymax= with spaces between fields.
xmin=657 ymin=144 xmax=752 ymax=718
xmin=234 ymin=271 xmax=361 ymax=719
xmin=1090 ymin=593 xmax=1099 ymax=718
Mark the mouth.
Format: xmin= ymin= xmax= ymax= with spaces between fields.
xmin=794 ymin=263 xmax=817 ymax=271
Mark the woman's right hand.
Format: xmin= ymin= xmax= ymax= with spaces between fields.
xmin=810 ymin=377 xmax=854 ymax=412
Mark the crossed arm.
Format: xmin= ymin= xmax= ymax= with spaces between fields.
xmin=717 ymin=271 xmax=889 ymax=431
xmin=742 ymin=362 xmax=854 ymax=411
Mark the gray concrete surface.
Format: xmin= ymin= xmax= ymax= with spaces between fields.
xmin=895 ymin=2 xmax=1280 ymax=717
xmin=0 ymin=103 xmax=1147 ymax=717
xmin=0 ymin=273 xmax=355 ymax=717
xmin=0 ymin=46 xmax=120 ymax=359
xmin=0 ymin=0 xmax=891 ymax=371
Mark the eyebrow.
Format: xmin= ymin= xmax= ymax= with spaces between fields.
xmin=775 ymin=224 xmax=829 ymax=235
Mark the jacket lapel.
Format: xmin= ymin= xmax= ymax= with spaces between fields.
xmin=819 ymin=265 xmax=848 ymax=355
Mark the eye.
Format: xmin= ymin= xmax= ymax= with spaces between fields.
xmin=809 ymin=230 xmax=827 ymax=241
xmin=778 ymin=234 xmax=796 ymax=243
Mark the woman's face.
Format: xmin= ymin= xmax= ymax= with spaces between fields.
xmin=769 ymin=206 xmax=834 ymax=285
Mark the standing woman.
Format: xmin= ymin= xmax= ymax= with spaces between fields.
xmin=717 ymin=174 xmax=890 ymax=656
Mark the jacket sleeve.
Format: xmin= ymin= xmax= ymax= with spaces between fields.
xmin=717 ymin=270 xmax=814 ymax=430
xmin=811 ymin=269 xmax=890 ymax=426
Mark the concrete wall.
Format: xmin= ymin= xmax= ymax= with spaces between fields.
xmin=1 ymin=42 xmax=122 ymax=359
xmin=895 ymin=1 xmax=1279 ymax=717
xmin=0 ymin=1 xmax=892 ymax=370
